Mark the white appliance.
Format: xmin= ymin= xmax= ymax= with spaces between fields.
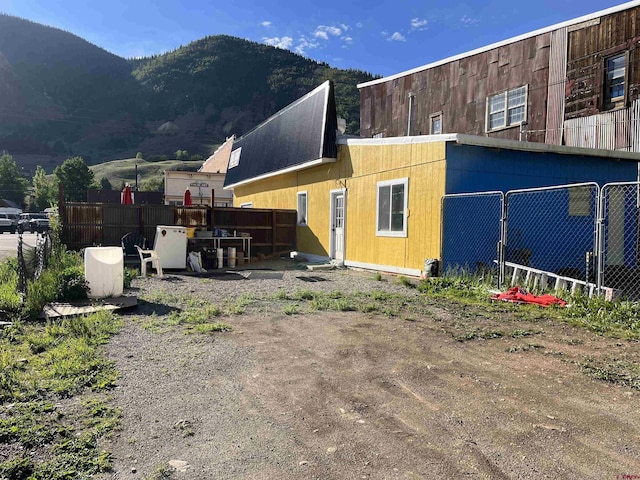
xmin=153 ymin=225 xmax=187 ymax=269
xmin=84 ymin=247 xmax=123 ymax=298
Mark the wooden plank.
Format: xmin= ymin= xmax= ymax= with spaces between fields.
xmin=41 ymin=296 xmax=138 ymax=319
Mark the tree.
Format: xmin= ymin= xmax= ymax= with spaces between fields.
xmin=0 ymin=153 xmax=28 ymax=205
xmin=32 ymin=166 xmax=58 ymax=211
xmin=136 ymin=152 xmax=143 ymax=159
xmin=139 ymin=176 xmax=164 ymax=192
xmin=100 ymin=176 xmax=113 ymax=190
xmin=54 ymin=156 xmax=95 ymax=202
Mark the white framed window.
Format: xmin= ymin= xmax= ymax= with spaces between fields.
xmin=429 ymin=112 xmax=442 ymax=134
xmin=376 ymin=178 xmax=408 ymax=237
xmin=240 ymin=202 xmax=253 ymax=208
xmin=604 ymin=52 xmax=627 ymax=108
xmin=297 ymin=191 xmax=307 ymax=226
xmin=229 ymin=148 xmax=241 ymax=168
xmin=486 ymin=85 xmax=527 ymax=131
xmin=373 ymin=132 xmax=384 ymax=138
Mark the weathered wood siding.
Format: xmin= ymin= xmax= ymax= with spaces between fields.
xmin=360 ymin=35 xmax=551 ymax=143
xmin=566 ymin=7 xmax=640 ymax=119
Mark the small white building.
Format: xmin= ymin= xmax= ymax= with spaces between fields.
xmin=164 ymin=170 xmax=233 ymax=207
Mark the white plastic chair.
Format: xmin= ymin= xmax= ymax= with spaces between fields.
xmin=135 ymin=245 xmax=163 ymax=278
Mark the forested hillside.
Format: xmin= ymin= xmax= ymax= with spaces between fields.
xmin=0 ymin=14 xmax=377 ymax=172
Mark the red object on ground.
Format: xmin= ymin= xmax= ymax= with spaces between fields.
xmin=121 ymin=184 xmax=133 ymax=204
xmin=184 ymin=188 xmax=192 ymax=206
xmin=490 ymin=286 xmax=567 ymax=307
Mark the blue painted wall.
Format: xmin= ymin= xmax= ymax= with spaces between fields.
xmin=444 ymin=144 xmax=638 ymax=194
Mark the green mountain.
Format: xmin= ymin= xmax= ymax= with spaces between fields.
xmin=0 ymin=14 xmax=377 ymax=173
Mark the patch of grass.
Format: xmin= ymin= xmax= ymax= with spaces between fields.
xmin=123 ymin=267 xmax=139 ymax=289
xmin=397 ymin=276 xmax=414 ymax=288
xmin=373 ymin=272 xmax=382 ymax=281
xmin=293 ymin=288 xmax=315 ymax=300
xmin=579 ymin=359 xmax=640 ymax=390
xmin=168 ymin=304 xmax=222 ymax=325
xmin=453 ymin=329 xmax=505 ymax=342
xmin=145 ymin=463 xmax=174 ymax=480
xmin=283 ymin=304 xmax=299 ymax=315
xmin=192 ymin=322 xmax=232 ymax=334
xmin=1 ymin=311 xmax=121 ymax=402
xmin=561 ymin=295 xmax=640 ymax=339
xmin=507 ymin=343 xmax=545 ymax=353
xmin=0 ymin=311 xmax=121 ymax=478
xmin=273 ymin=289 xmax=288 ymax=300
xmin=0 ymin=260 xmax=22 ymax=314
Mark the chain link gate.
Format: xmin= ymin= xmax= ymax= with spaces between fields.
xmin=598 ymin=182 xmax=640 ymax=299
xmin=502 ymin=183 xmax=599 ymax=291
xmin=441 ymin=191 xmax=503 ymax=283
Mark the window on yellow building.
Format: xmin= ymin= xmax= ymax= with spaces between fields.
xmin=297 ymin=191 xmax=308 ymax=226
xmin=376 ymin=178 xmax=408 ymax=237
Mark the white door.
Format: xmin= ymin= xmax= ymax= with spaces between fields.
xmin=331 ymin=191 xmax=345 ymax=261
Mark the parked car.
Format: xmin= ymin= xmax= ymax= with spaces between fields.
xmin=17 ymin=213 xmax=50 ymax=234
xmin=29 ymin=213 xmax=50 ymax=233
xmin=0 ymin=213 xmax=17 ymax=234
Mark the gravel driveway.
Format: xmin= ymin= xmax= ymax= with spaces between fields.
xmin=100 ymin=260 xmax=640 ymax=479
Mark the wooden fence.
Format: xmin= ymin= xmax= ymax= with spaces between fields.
xmin=60 ymin=203 xmax=297 ymax=259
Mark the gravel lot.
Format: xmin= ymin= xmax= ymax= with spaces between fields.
xmin=100 ymin=259 xmax=640 ymax=479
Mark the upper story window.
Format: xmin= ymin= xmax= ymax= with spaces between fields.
xmin=486 ymin=85 xmax=527 ymax=132
xmin=604 ymin=52 xmax=627 ymax=109
xmin=430 ymin=112 xmax=442 ymax=134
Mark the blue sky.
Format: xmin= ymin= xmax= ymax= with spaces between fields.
xmin=0 ymin=0 xmax=631 ymax=77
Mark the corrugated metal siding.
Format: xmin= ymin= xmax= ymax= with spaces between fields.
xmin=546 ymin=27 xmax=568 ymax=145
xmin=564 ymin=105 xmax=632 ymax=150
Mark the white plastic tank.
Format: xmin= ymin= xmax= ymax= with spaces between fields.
xmin=217 ymin=248 xmax=224 ymax=269
xmin=227 ymin=247 xmax=237 ymax=268
xmin=153 ymin=225 xmax=187 ymax=269
xmin=84 ymin=247 xmax=124 ymax=298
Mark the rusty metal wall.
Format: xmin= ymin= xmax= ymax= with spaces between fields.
xmin=546 ymin=27 xmax=568 ymax=145
xmin=360 ymin=34 xmax=551 ymax=142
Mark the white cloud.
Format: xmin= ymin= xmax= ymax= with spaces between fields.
xmin=356 ymin=22 xmax=363 ymax=28
xmin=342 ymin=36 xmax=352 ymax=43
xmin=295 ymin=36 xmax=320 ymax=55
xmin=314 ymin=25 xmax=347 ymax=40
xmin=460 ymin=15 xmax=479 ymax=25
xmin=263 ymin=36 xmax=293 ymax=49
xmin=410 ymin=18 xmax=428 ymax=31
xmin=385 ymin=31 xmax=406 ymax=42
xmin=261 ymin=21 xmax=272 ymax=27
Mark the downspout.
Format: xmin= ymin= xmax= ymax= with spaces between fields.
xmin=407 ymin=92 xmax=415 ymax=136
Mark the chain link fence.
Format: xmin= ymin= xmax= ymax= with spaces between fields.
xmin=16 ymin=231 xmax=53 ymax=302
xmin=504 ymin=183 xmax=599 ymax=284
xmin=440 ymin=182 xmax=640 ymax=299
xmin=441 ymin=192 xmax=503 ymax=282
xmin=599 ymin=182 xmax=640 ymax=299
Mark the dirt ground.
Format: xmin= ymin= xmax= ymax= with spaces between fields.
xmin=100 ymin=267 xmax=640 ymax=480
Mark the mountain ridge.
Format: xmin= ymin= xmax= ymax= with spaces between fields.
xmin=0 ymin=14 xmax=377 ymax=173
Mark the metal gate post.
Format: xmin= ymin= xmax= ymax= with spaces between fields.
xmin=498 ymin=193 xmax=507 ymax=289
